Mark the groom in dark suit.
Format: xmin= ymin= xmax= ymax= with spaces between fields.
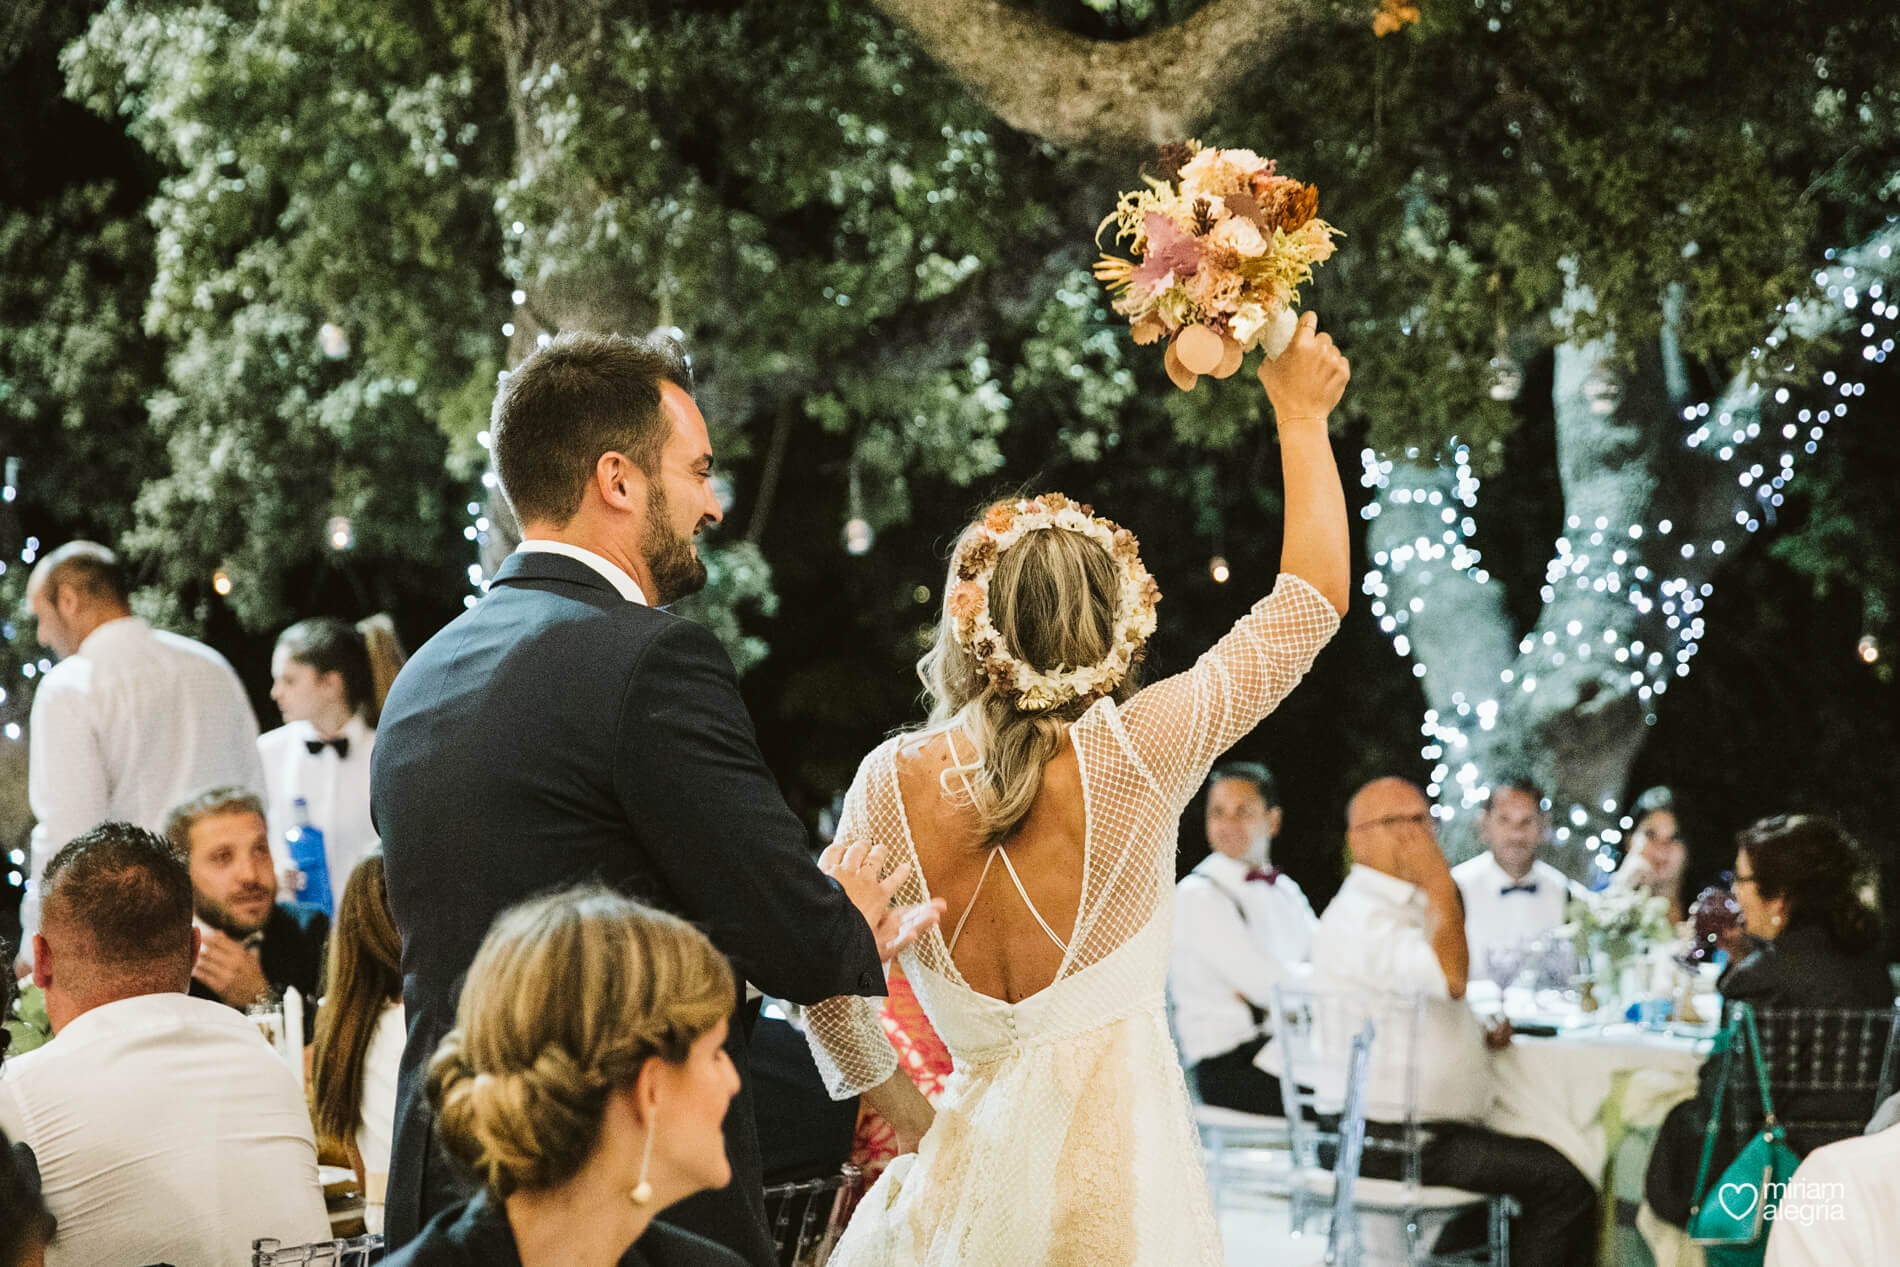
xmin=373 ymin=332 xmax=931 ymax=1266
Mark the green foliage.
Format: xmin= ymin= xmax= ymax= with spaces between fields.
xmin=8 ymin=0 xmax=1900 ymax=812
xmin=58 ymin=0 xmax=504 ymax=628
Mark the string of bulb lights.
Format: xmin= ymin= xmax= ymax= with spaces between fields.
xmin=1350 ymin=218 xmax=1900 ymax=875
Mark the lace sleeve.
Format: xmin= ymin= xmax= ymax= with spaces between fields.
xmin=1117 ymin=572 xmax=1340 ymax=808
xmin=801 ymin=750 xmax=902 ymax=1100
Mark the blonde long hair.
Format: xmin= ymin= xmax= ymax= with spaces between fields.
xmin=426 ymin=887 xmax=733 ymax=1198
xmin=917 ymin=507 xmax=1142 ymax=845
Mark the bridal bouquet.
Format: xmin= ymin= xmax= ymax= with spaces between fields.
xmin=1094 ymin=140 xmax=1341 ymax=391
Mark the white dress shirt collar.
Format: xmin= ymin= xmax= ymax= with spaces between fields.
xmin=1339 ymin=862 xmax=1430 ymax=911
xmin=1195 ymin=850 xmax=1267 ymax=886
xmin=73 ymin=613 xmax=145 ymax=656
xmin=514 ymin=539 xmax=648 ymax=605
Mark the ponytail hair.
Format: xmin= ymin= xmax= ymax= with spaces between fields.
xmin=1738 ymin=814 xmax=1882 ymax=955
xmin=277 ymin=614 xmax=407 ymax=727
xmin=355 ymin=614 xmax=407 ymax=726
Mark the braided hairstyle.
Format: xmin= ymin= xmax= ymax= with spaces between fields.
xmin=426 ymin=887 xmax=733 ymax=1198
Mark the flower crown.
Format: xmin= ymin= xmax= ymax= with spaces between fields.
xmin=946 ymin=493 xmax=1161 ymax=714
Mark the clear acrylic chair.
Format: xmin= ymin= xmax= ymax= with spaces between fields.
xmin=1169 ymin=993 xmax=1293 ymax=1209
xmin=251 ymin=1233 xmax=382 ymax=1265
xmin=1270 ymin=985 xmax=1514 ymax=1266
xmin=762 ymin=1162 xmax=864 ymax=1267
xmin=1321 ymin=1019 xmax=1377 ymax=1266
xmin=1716 ymin=1002 xmax=1900 ymax=1156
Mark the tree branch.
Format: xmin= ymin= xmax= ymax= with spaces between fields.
xmin=865 ymin=0 xmax=1313 ymax=151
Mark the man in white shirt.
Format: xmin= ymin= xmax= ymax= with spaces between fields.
xmin=0 ymin=822 xmax=328 ymax=1267
xmin=23 ymin=541 xmax=266 ymax=936
xmin=1171 ymin=762 xmax=1316 ymax=1114
xmin=1306 ymin=778 xmax=1597 ymax=1267
xmin=1450 ymin=777 xmax=1578 ymax=972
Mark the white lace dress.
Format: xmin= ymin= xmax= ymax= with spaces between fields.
xmin=805 ymin=574 xmax=1340 ymax=1267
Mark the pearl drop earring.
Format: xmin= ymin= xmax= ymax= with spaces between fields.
xmin=629 ymin=1121 xmax=656 ymax=1206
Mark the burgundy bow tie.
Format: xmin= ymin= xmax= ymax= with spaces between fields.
xmin=1245 ymin=867 xmax=1282 ymax=885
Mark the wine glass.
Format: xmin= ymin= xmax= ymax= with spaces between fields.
xmin=1483 ymin=943 xmax=1525 ymax=1025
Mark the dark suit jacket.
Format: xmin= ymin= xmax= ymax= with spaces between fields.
xmin=372 ymin=551 xmax=884 ymax=1267
xmin=382 ymin=1189 xmax=749 ymax=1267
xmin=1645 ymin=921 xmax=1894 ymax=1224
xmin=188 ymin=903 xmax=328 ymax=1043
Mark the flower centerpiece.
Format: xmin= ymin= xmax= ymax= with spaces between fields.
xmin=1563 ymin=885 xmax=1677 ymax=1004
xmin=1094 ymin=140 xmax=1342 ymax=392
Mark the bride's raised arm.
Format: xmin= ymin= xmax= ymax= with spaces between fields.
xmin=1117 ymin=312 xmax=1351 ymax=805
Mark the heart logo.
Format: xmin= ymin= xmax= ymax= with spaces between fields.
xmin=1717 ymin=1182 xmax=1760 ymax=1220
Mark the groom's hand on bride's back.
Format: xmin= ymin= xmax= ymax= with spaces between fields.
xmin=820 ymin=840 xmax=948 ymax=964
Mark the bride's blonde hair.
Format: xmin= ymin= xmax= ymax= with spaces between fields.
xmin=917 ymin=506 xmax=1143 ymax=844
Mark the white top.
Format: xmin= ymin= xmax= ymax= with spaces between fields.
xmin=1302 ymin=864 xmax=1493 ymax=1124
xmin=515 ymin=539 xmax=648 ymax=604
xmin=25 ymin=617 xmax=266 ymax=934
xmin=1169 ymin=850 xmax=1317 ymax=1063
xmin=0 ymin=991 xmax=330 ymax=1267
xmin=356 ymin=1000 xmax=404 ymax=1179
xmin=258 ymin=715 xmax=379 ymax=890
xmin=1450 ymin=852 xmax=1579 ymax=968
xmin=1764 ymin=1125 xmax=1900 ymax=1266
xmin=803 ymin=575 xmax=1340 ymax=1267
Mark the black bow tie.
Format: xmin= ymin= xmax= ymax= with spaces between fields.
xmin=1500 ymin=882 xmax=1539 ymax=897
xmin=305 ymin=736 xmax=349 ymax=758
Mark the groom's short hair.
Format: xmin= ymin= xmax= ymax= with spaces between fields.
xmin=491 ymin=330 xmax=692 ymax=526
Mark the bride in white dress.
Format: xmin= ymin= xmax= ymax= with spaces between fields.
xmin=807 ymin=312 xmax=1352 ymax=1266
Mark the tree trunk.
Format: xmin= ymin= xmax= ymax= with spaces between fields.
xmin=865 ymin=0 xmax=1310 ymax=151
xmin=1369 ymin=221 xmax=1900 ymax=876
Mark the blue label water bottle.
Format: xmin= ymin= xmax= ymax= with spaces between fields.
xmin=285 ymin=797 xmax=333 ymax=917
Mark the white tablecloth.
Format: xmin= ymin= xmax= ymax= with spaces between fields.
xmin=1472 ymin=980 xmax=1711 ymax=1187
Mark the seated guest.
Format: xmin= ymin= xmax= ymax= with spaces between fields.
xmin=311 ymin=854 xmax=405 ymax=1231
xmin=1311 ymin=778 xmax=1597 ymax=1267
xmin=165 ymin=787 xmax=327 ymax=1041
xmin=1171 ymin=762 xmax=1317 ymax=1115
xmin=0 ymin=823 xmax=328 ymax=1267
xmin=1645 ymin=814 xmax=1891 ymax=1229
xmin=384 ymin=886 xmax=747 ymax=1267
xmin=1450 ymin=776 xmax=1578 ymax=970
xmin=1611 ymin=786 xmax=1690 ymax=922
xmin=1763 ymin=1123 xmax=1900 ymax=1266
xmin=1 ymin=1125 xmax=55 ymax=1267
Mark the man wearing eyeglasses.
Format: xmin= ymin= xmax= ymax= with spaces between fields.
xmin=1304 ymin=777 xmax=1598 ymax=1267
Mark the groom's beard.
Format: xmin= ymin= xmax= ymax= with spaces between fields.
xmin=644 ymin=480 xmax=708 ymax=606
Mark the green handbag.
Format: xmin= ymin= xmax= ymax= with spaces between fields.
xmin=1686 ymin=1003 xmax=1804 ymax=1267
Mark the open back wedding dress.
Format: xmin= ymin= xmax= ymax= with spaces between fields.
xmin=805 ymin=574 xmax=1340 ymax=1266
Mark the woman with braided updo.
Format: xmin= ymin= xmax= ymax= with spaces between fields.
xmin=382 ymin=887 xmax=747 ymax=1267
xmin=804 ymin=314 xmax=1351 ymax=1265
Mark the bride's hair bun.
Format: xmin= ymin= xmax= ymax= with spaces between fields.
xmin=426 ymin=886 xmax=733 ymax=1198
